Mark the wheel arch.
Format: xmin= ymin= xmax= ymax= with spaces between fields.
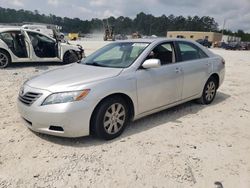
xmin=0 ymin=48 xmax=11 ymax=61
xmin=209 ymin=73 xmax=220 ymax=89
xmin=63 ymin=49 xmax=77 ymax=58
xmin=62 ymin=49 xmax=80 ymax=63
xmin=89 ymin=92 xmax=135 ymax=134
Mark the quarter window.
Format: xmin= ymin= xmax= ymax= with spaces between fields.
xmin=178 ymin=42 xmax=208 ymax=61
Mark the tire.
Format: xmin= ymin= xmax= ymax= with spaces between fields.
xmin=63 ymin=51 xmax=78 ymax=64
xmin=198 ymin=77 xmax=218 ymax=105
xmin=60 ymin=35 xmax=64 ymax=40
xmin=91 ymin=96 xmax=129 ymax=140
xmin=0 ymin=50 xmax=11 ymax=68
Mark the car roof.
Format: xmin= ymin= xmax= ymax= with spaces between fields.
xmin=0 ymin=27 xmax=21 ymax=32
xmin=117 ymin=37 xmax=214 ymax=57
xmin=0 ymin=27 xmax=55 ymax=39
xmin=0 ymin=27 xmax=48 ymax=34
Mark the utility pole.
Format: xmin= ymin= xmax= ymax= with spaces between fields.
xmin=222 ymin=19 xmax=226 ymax=36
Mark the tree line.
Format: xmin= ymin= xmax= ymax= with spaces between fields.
xmin=0 ymin=7 xmax=250 ymax=41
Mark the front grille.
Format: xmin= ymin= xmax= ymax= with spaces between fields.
xmin=19 ymin=92 xmax=42 ymax=106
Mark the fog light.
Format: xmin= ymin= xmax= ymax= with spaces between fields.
xmin=49 ymin=126 xmax=64 ymax=132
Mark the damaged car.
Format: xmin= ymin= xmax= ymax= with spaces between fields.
xmin=0 ymin=28 xmax=85 ymax=68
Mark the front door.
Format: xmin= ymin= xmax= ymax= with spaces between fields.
xmin=25 ymin=31 xmax=59 ymax=61
xmin=136 ymin=42 xmax=183 ymax=114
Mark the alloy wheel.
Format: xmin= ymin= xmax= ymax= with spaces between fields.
xmin=103 ymin=103 xmax=126 ymax=135
xmin=0 ymin=52 xmax=8 ymax=68
xmin=205 ymin=81 xmax=216 ymax=102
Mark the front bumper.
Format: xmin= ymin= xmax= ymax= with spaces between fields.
xmin=77 ymin=46 xmax=85 ymax=59
xmin=17 ymin=86 xmax=95 ymax=138
xmin=218 ymin=66 xmax=225 ymax=88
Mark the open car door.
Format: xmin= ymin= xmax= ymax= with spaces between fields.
xmin=20 ymin=29 xmax=31 ymax=59
xmin=25 ymin=30 xmax=61 ymax=62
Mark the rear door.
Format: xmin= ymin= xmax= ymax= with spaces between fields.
xmin=176 ymin=41 xmax=212 ymax=99
xmin=21 ymin=29 xmax=31 ymax=59
xmin=0 ymin=30 xmax=29 ymax=59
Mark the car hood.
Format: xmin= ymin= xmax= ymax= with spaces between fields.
xmin=26 ymin=63 xmax=123 ymax=92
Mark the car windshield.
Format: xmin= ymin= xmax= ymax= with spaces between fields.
xmin=81 ymin=42 xmax=149 ymax=68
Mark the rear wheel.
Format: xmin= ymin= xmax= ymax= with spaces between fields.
xmin=198 ymin=77 xmax=217 ymax=104
xmin=0 ymin=50 xmax=11 ymax=68
xmin=91 ymin=97 xmax=129 ymax=140
xmin=63 ymin=51 xmax=78 ymax=64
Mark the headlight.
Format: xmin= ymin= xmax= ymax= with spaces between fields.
xmin=42 ymin=89 xmax=90 ymax=105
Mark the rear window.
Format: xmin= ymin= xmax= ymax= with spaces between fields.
xmin=178 ymin=42 xmax=208 ymax=61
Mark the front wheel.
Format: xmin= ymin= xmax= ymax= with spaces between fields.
xmin=63 ymin=51 xmax=78 ymax=64
xmin=91 ymin=97 xmax=129 ymax=140
xmin=198 ymin=77 xmax=217 ymax=104
xmin=0 ymin=50 xmax=11 ymax=68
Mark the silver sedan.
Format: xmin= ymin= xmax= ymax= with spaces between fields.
xmin=17 ymin=38 xmax=225 ymax=140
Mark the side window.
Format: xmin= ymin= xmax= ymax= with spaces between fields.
xmin=147 ymin=43 xmax=175 ymax=65
xmin=27 ymin=32 xmax=39 ymax=48
xmin=27 ymin=32 xmax=54 ymax=46
xmin=178 ymin=42 xmax=208 ymax=61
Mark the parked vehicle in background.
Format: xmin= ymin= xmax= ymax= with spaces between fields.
xmin=68 ymin=33 xmax=79 ymax=40
xmin=0 ymin=28 xmax=85 ymax=68
xmin=115 ymin=34 xmax=128 ymax=40
xmin=196 ymin=39 xmax=212 ymax=48
xmin=132 ymin=32 xmax=142 ymax=39
xmin=240 ymin=42 xmax=250 ymax=50
xmin=17 ymin=38 xmax=225 ymax=140
xmin=225 ymin=42 xmax=241 ymax=50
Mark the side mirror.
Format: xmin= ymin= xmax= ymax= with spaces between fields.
xmin=142 ymin=59 xmax=161 ymax=69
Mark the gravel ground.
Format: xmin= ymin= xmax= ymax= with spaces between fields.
xmin=0 ymin=43 xmax=250 ymax=188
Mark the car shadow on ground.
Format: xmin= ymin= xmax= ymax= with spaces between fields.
xmin=35 ymin=91 xmax=231 ymax=147
xmin=5 ymin=62 xmax=62 ymax=71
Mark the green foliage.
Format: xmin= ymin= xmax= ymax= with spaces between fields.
xmin=0 ymin=7 xmax=249 ymax=41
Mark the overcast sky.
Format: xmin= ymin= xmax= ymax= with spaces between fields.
xmin=0 ymin=0 xmax=250 ymax=32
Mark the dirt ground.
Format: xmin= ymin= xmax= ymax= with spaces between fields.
xmin=0 ymin=42 xmax=250 ymax=188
